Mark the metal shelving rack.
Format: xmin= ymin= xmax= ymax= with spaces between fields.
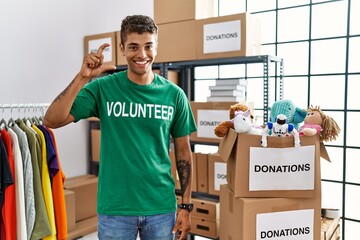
xmin=158 ymin=55 xmax=284 ymax=123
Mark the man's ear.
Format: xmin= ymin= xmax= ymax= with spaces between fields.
xmin=120 ymin=43 xmax=125 ymax=56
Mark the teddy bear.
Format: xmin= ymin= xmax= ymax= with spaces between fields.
xmin=214 ymin=103 xmax=255 ymax=137
xmin=299 ymin=105 xmax=341 ymax=142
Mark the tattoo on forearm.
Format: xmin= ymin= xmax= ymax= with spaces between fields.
xmin=54 ymin=78 xmax=75 ymax=102
xmin=176 ymin=159 xmax=191 ymax=198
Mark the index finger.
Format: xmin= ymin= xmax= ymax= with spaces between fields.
xmin=97 ymin=43 xmax=110 ymax=54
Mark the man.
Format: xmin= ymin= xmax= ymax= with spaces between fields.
xmin=44 ymin=15 xmax=197 ymax=240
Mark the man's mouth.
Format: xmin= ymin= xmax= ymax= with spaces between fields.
xmin=134 ymin=60 xmax=149 ymax=65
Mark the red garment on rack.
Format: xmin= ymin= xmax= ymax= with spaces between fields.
xmin=1 ymin=130 xmax=17 ymax=240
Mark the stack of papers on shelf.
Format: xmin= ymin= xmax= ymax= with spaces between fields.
xmin=207 ymin=78 xmax=247 ymax=102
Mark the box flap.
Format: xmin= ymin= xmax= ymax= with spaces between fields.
xmin=218 ymin=128 xmax=238 ymax=162
xmin=320 ymin=142 xmax=331 ymax=162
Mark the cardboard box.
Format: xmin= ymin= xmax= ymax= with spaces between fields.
xmin=190 ymin=101 xmax=254 ymax=143
xmin=218 ymin=129 xmax=323 ymax=198
xmin=67 ymin=216 xmax=98 ymax=240
xmin=153 ymin=69 xmax=180 ymax=86
xmin=196 ymin=12 xmax=261 ymax=60
xmin=84 ymin=32 xmax=117 ymax=66
xmin=321 ymin=217 xmax=340 ymax=240
xmin=64 ymin=189 xmax=76 ymax=232
xmin=220 ymin=184 xmax=321 ymax=240
xmin=64 ymin=175 xmax=98 ymax=222
xmin=196 ymin=153 xmax=208 ymax=193
xmin=208 ymin=153 xmax=227 ymax=196
xmin=154 ymin=0 xmax=217 ymax=24
xmin=91 ymin=129 xmax=100 ymax=162
xmin=192 ymin=197 xmax=220 ymax=221
xmin=170 ymin=150 xmax=197 ymax=192
xmin=190 ymin=216 xmax=219 ymax=239
xmin=155 ymin=20 xmax=197 ymax=63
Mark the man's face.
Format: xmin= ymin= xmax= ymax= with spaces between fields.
xmin=120 ymin=32 xmax=157 ymax=76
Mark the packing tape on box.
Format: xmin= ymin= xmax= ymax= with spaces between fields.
xmin=322 ymin=208 xmax=340 ymax=219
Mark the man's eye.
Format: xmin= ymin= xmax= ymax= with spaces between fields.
xmin=146 ymin=45 xmax=153 ymax=50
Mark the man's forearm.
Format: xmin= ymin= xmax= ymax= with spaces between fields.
xmin=176 ymin=157 xmax=192 ymax=203
xmin=44 ymin=74 xmax=90 ymax=128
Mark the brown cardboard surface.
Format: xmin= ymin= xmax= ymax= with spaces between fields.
xmin=190 ymin=101 xmax=241 ymax=143
xmin=153 ymin=69 xmax=180 ymax=86
xmin=155 ymin=20 xmax=197 ymax=63
xmin=64 ymin=176 xmax=98 ymax=222
xmin=196 ymin=13 xmax=261 ymax=60
xmin=64 ymin=189 xmax=76 ymax=232
xmin=84 ymin=32 xmax=117 ymax=66
xmin=154 ymin=0 xmax=217 ymax=24
xmin=208 ymin=153 xmax=227 ymax=196
xmin=91 ymin=129 xmax=100 ymax=162
xmin=192 ymin=197 xmax=220 ymax=220
xmin=218 ymin=129 xmax=322 ymax=198
xmin=220 ymin=184 xmax=321 ymax=240
xmin=321 ymin=217 xmax=340 ymax=240
xmin=196 ymin=153 xmax=209 ymax=193
xmin=190 ymin=216 xmax=219 ymax=239
xmin=67 ymin=216 xmax=98 ymax=240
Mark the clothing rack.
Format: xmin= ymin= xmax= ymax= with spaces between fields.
xmin=1 ymin=103 xmax=50 ymax=110
xmin=1 ymin=103 xmax=50 ymax=120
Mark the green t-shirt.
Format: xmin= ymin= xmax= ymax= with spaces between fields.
xmin=70 ymin=70 xmax=197 ymax=216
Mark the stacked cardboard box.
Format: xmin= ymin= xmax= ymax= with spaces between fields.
xmin=64 ymin=174 xmax=98 ymax=239
xmin=218 ymin=129 xmax=325 ymax=239
xmin=207 ymin=78 xmax=247 ymax=102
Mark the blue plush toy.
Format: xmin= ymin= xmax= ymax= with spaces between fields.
xmin=269 ymin=99 xmax=307 ymax=130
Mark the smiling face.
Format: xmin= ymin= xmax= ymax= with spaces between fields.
xmin=120 ymin=32 xmax=157 ymax=81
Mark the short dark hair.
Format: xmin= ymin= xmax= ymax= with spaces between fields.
xmin=120 ymin=15 xmax=158 ymax=45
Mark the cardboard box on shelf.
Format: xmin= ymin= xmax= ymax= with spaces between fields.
xmin=220 ymin=184 xmax=321 ymax=240
xmin=208 ymin=153 xmax=227 ymax=196
xmin=153 ymin=69 xmax=180 ymax=86
xmin=64 ymin=175 xmax=98 ymax=222
xmin=190 ymin=216 xmax=219 ymax=239
xmin=196 ymin=153 xmax=208 ymax=193
xmin=218 ymin=129 xmax=323 ymax=198
xmin=190 ymin=101 xmax=253 ymax=144
xmin=192 ymin=197 xmax=220 ymax=221
xmin=196 ymin=12 xmax=261 ymax=60
xmin=154 ymin=0 xmax=217 ymax=24
xmin=84 ymin=32 xmax=117 ymax=66
xmin=64 ymin=189 xmax=76 ymax=232
xmin=91 ymin=129 xmax=100 ymax=162
xmin=155 ymin=20 xmax=197 ymax=63
xmin=67 ymin=216 xmax=98 ymax=240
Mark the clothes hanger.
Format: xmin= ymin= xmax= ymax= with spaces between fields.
xmin=7 ymin=104 xmax=16 ymax=128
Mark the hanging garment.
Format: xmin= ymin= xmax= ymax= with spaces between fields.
xmin=11 ymin=124 xmax=35 ymax=240
xmin=17 ymin=119 xmax=51 ymax=240
xmin=46 ymin=127 xmax=68 ymax=240
xmin=8 ymin=128 xmax=27 ymax=240
xmin=1 ymin=129 xmax=17 ymax=240
xmin=0 ymin=138 xmax=13 ymax=240
xmin=32 ymin=125 xmax=56 ymax=240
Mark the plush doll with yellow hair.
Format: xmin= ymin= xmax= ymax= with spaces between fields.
xmin=299 ymin=105 xmax=340 ymax=142
xmin=214 ymin=103 xmax=259 ymax=137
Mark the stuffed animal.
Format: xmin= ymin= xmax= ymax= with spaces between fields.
xmin=299 ymin=105 xmax=340 ymax=142
xmin=269 ymin=99 xmax=307 ymax=129
xmin=261 ymin=113 xmax=301 ymax=147
xmin=214 ymin=103 xmax=255 ymax=137
xmin=232 ymin=109 xmax=261 ymax=135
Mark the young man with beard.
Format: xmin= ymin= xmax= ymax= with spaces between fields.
xmin=44 ymin=15 xmax=197 ymax=240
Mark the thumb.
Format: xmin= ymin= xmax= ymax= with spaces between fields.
xmin=101 ymin=64 xmax=117 ymax=72
xmin=172 ymin=222 xmax=180 ymax=234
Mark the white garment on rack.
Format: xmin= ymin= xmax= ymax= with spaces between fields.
xmin=8 ymin=128 xmax=27 ymax=240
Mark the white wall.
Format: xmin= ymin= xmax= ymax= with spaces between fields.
xmin=0 ymin=0 xmax=153 ymax=177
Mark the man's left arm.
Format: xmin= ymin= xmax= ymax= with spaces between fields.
xmin=172 ymin=135 xmax=193 ymax=239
